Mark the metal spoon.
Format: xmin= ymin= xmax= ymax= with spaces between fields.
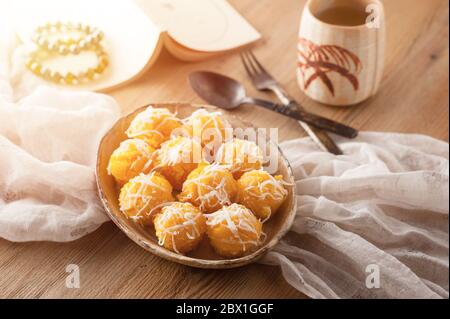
xmin=189 ymin=71 xmax=358 ymax=139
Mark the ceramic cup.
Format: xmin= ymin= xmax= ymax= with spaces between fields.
xmin=297 ymin=0 xmax=386 ymax=106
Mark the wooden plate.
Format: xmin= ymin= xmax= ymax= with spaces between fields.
xmin=96 ymin=103 xmax=297 ymax=269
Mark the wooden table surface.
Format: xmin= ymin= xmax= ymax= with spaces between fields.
xmin=0 ymin=0 xmax=448 ymax=298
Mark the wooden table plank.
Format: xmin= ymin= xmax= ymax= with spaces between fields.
xmin=0 ymin=0 xmax=448 ymax=298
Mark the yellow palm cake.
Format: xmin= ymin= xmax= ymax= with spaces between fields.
xmin=178 ymin=163 xmax=238 ymax=213
xmin=154 ymin=202 xmax=206 ymax=254
xmin=126 ymin=106 xmax=182 ymax=148
xmin=154 ymin=136 xmax=202 ymax=190
xmin=107 ymin=138 xmax=156 ymax=185
xmin=206 ymin=203 xmax=263 ymax=258
xmin=106 ymin=107 xmax=289 ymax=259
xmin=182 ymin=109 xmax=231 ymax=147
xmin=237 ymin=170 xmax=288 ymax=221
xmin=119 ymin=172 xmax=174 ymax=225
xmin=216 ymin=138 xmax=264 ymax=179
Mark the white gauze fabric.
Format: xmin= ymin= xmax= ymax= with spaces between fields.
xmin=0 ymin=83 xmax=121 ymax=242
xmin=260 ymin=133 xmax=449 ymax=299
xmin=0 ymin=16 xmax=121 ymax=241
xmin=0 ymin=25 xmax=120 ymax=241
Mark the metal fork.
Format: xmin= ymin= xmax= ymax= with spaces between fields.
xmin=241 ymin=50 xmax=344 ymax=155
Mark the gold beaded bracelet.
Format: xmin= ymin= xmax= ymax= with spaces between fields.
xmin=26 ymin=22 xmax=108 ymax=85
xmin=31 ymin=22 xmax=104 ymax=55
xmin=26 ymin=47 xmax=109 ymax=85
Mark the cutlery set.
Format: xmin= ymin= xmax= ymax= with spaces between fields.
xmin=189 ymin=50 xmax=359 ymax=155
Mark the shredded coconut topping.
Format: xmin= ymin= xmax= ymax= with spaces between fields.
xmin=183 ymin=164 xmax=234 ymax=211
xmin=244 ymin=170 xmax=288 ymax=201
xmin=216 ymin=139 xmax=263 ymax=173
xmin=156 ymin=137 xmax=198 ymax=167
xmin=183 ymin=109 xmax=231 ymax=142
xmin=207 ymin=204 xmax=263 ymax=250
xmin=126 ymin=106 xmax=181 ymax=138
xmin=121 ymin=172 xmax=168 ymax=217
xmin=155 ymin=203 xmax=203 ymax=254
xmin=107 ymin=139 xmax=154 ymax=175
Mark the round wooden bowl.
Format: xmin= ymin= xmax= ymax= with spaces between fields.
xmin=96 ymin=103 xmax=297 ymax=269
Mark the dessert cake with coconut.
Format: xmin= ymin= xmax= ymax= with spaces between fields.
xmin=154 ymin=202 xmax=206 ymax=255
xmin=153 ymin=136 xmax=202 ymax=190
xmin=107 ymin=138 xmax=156 ymax=185
xmin=206 ymin=203 xmax=263 ymax=258
xmin=119 ymin=172 xmax=174 ymax=225
xmin=178 ymin=163 xmax=238 ymax=214
xmin=237 ymin=170 xmax=288 ymax=221
xmin=126 ymin=106 xmax=182 ymax=148
xmin=107 ymin=106 xmax=290 ymax=260
xmin=182 ymin=109 xmax=231 ymax=147
xmin=216 ymin=138 xmax=264 ymax=179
